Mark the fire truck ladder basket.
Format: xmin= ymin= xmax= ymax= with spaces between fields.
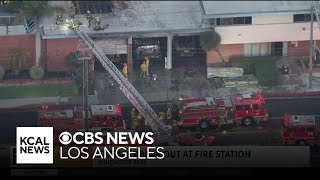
xmin=72 ymin=27 xmax=169 ymax=138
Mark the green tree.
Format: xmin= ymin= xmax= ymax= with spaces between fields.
xmin=29 ymin=65 xmax=45 ymax=80
xmin=66 ymin=52 xmax=81 ymax=68
xmin=200 ymin=30 xmax=225 ymax=62
xmin=10 ymin=48 xmax=27 ymax=75
xmin=4 ymin=1 xmax=65 ymax=65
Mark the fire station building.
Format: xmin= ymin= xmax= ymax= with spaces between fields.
xmin=0 ymin=1 xmax=317 ymax=72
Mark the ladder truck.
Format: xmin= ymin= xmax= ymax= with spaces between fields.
xmin=68 ymin=22 xmax=170 ymax=141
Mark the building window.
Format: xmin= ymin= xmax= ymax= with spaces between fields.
xmin=72 ymin=1 xmax=112 ymax=14
xmin=0 ymin=16 xmax=22 ymax=26
xmin=216 ymin=16 xmax=252 ymax=26
xmin=294 ymin=14 xmax=317 ymax=22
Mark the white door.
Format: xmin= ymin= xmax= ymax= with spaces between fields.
xmin=282 ymin=42 xmax=288 ymax=56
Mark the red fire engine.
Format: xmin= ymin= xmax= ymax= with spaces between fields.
xmin=38 ymin=104 xmax=125 ymax=133
xmin=283 ymin=114 xmax=320 ymax=146
xmin=177 ymin=92 xmax=268 ymax=129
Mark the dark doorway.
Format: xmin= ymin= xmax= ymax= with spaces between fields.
xmin=132 ymin=37 xmax=167 ymax=71
xmin=172 ymin=35 xmax=205 ymax=58
xmin=272 ymin=42 xmax=283 ymax=56
xmin=172 ymin=35 xmax=206 ymax=69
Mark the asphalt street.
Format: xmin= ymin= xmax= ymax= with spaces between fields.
xmin=1 ymin=98 xmax=320 ymax=145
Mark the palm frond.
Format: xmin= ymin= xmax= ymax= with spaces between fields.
xmin=200 ymin=30 xmax=222 ymax=51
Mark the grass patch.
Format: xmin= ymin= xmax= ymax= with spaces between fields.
xmin=0 ymin=83 xmax=78 ymax=99
xmin=230 ymin=56 xmax=278 ymax=86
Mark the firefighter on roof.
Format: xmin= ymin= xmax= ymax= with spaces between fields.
xmin=69 ymin=4 xmax=76 ymax=20
xmin=95 ymin=16 xmax=101 ymax=28
xmin=86 ymin=10 xmax=93 ymax=27
xmin=56 ymin=13 xmax=63 ymax=25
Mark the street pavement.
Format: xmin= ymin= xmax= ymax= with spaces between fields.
xmin=1 ymin=97 xmax=320 ymax=145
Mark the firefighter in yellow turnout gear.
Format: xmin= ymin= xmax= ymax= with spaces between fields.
xmin=122 ymin=63 xmax=128 ymax=79
xmin=166 ymin=108 xmax=172 ymax=124
xmin=131 ymin=108 xmax=138 ymax=130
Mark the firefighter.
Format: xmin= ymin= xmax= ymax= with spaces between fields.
xmin=56 ymin=13 xmax=63 ymax=25
xmin=140 ymin=61 xmax=147 ymax=77
xmin=122 ymin=63 xmax=128 ymax=79
xmin=69 ymin=4 xmax=76 ymax=20
xmin=131 ymin=108 xmax=137 ymax=130
xmin=86 ymin=10 xmax=93 ymax=27
xmin=216 ymin=112 xmax=225 ymax=128
xmin=95 ymin=16 xmax=101 ymax=29
xmin=166 ymin=107 xmax=172 ymax=124
xmin=171 ymin=120 xmax=179 ymax=135
xmin=159 ymin=111 xmax=166 ymax=123
xmin=131 ymin=108 xmax=136 ymax=120
xmin=144 ymin=57 xmax=150 ymax=76
xmin=144 ymin=119 xmax=150 ymax=131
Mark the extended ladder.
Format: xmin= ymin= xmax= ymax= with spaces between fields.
xmin=72 ymin=27 xmax=170 ymax=138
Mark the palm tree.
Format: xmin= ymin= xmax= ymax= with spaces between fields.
xmin=10 ymin=48 xmax=28 ymax=76
xmin=200 ymin=30 xmax=225 ymax=63
xmin=4 ymin=1 xmax=65 ymax=65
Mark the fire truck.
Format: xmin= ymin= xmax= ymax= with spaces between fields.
xmin=38 ymin=104 xmax=125 ymax=133
xmin=283 ymin=114 xmax=320 ymax=146
xmin=177 ymin=92 xmax=268 ymax=129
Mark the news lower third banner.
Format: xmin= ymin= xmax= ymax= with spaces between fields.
xmin=10 ymin=146 xmax=310 ymax=168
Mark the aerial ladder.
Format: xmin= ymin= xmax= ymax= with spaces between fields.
xmin=69 ymin=24 xmax=170 ymax=139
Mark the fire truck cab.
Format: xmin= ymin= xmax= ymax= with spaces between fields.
xmin=230 ymin=92 xmax=268 ymax=126
xmin=177 ymin=92 xmax=268 ymax=129
xmin=283 ymin=114 xmax=319 ymax=146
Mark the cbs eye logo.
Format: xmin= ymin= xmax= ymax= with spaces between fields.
xmin=59 ymin=132 xmax=72 ymax=145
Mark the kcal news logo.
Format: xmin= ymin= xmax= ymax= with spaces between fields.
xmin=16 ymin=127 xmax=53 ymax=164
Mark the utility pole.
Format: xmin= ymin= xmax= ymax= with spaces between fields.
xmin=78 ymin=39 xmax=91 ymax=132
xmin=310 ymin=6 xmax=314 ymax=89
xmin=81 ymin=57 xmax=90 ymax=131
xmin=84 ymin=58 xmax=89 ymax=131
